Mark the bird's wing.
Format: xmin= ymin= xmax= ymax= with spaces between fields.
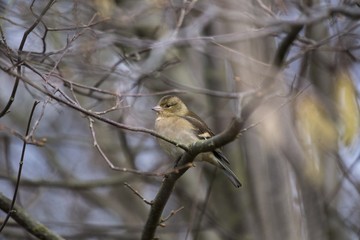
xmin=181 ymin=111 xmax=214 ymax=139
xmin=181 ymin=111 xmax=230 ymax=165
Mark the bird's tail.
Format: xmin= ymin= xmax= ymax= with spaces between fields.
xmin=217 ymin=160 xmax=242 ymax=188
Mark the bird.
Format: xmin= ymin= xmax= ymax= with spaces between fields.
xmin=152 ymin=95 xmax=241 ymax=188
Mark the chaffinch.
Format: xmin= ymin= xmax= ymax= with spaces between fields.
xmin=152 ymin=95 xmax=241 ymax=188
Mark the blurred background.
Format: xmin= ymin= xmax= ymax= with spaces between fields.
xmin=1 ymin=0 xmax=360 ymax=239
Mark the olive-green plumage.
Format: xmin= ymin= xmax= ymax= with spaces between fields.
xmin=152 ymin=95 xmax=241 ymax=188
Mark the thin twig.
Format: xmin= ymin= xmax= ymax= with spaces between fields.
xmin=88 ymin=98 xmax=122 ymax=115
xmin=87 ymin=113 xmax=193 ymax=176
xmin=0 ymin=101 xmax=39 ymax=232
xmin=0 ymin=65 xmax=189 ymax=152
xmin=27 ymin=98 xmax=50 ymax=139
xmin=124 ymin=182 xmax=153 ymax=205
xmin=0 ymin=0 xmax=55 ymax=118
xmin=0 ymin=124 xmax=46 ymax=146
xmin=159 ymin=206 xmax=185 ymax=227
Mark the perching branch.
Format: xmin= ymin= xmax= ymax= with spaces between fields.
xmin=141 ymin=118 xmax=244 ymax=240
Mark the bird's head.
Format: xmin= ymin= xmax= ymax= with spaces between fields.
xmin=152 ymin=95 xmax=188 ymax=117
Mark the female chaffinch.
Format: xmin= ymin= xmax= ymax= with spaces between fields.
xmin=152 ymin=95 xmax=241 ymax=188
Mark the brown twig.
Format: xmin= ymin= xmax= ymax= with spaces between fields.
xmin=0 ymin=0 xmax=55 ymax=118
xmin=124 ymin=182 xmax=153 ymax=205
xmin=0 ymin=101 xmax=39 ymax=232
xmin=0 ymin=65 xmax=189 ymax=152
xmin=0 ymin=124 xmax=46 ymax=146
xmin=141 ymin=118 xmax=244 ymax=240
xmin=159 ymin=206 xmax=185 ymax=227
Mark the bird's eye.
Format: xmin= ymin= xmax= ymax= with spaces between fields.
xmin=162 ymin=101 xmax=176 ymax=109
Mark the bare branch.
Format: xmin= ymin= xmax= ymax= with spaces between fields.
xmin=0 ymin=65 xmax=189 ymax=151
xmin=141 ymin=117 xmax=244 ymax=239
xmin=0 ymin=101 xmax=39 ymax=232
xmin=124 ymin=182 xmax=153 ymax=205
xmin=159 ymin=206 xmax=185 ymax=227
xmin=0 ymin=0 xmax=55 ymax=118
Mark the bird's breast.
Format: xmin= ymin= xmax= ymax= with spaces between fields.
xmin=155 ymin=116 xmax=198 ymax=159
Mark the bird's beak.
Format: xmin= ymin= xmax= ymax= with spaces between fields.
xmin=152 ymin=105 xmax=162 ymax=112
